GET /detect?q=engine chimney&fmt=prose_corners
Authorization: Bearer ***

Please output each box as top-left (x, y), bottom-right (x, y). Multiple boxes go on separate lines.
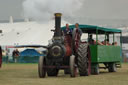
top-left (54, 13), bottom-right (62, 37)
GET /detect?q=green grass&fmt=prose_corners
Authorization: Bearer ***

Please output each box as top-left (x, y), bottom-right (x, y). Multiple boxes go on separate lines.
top-left (0, 63), bottom-right (128, 85)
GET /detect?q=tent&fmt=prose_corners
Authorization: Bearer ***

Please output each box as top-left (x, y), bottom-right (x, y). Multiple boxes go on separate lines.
top-left (19, 49), bottom-right (43, 63)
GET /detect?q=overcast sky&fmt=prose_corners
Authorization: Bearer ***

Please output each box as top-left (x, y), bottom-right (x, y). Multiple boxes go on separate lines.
top-left (0, 0), bottom-right (128, 20)
top-left (0, 0), bottom-right (24, 20)
top-left (81, 0), bottom-right (128, 19)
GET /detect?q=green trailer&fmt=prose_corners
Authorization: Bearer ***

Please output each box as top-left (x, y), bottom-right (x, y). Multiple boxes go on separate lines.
top-left (62, 24), bottom-right (122, 75)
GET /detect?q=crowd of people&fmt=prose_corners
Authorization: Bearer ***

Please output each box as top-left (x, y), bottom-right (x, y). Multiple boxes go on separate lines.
top-left (1, 48), bottom-right (20, 63)
top-left (88, 35), bottom-right (117, 46)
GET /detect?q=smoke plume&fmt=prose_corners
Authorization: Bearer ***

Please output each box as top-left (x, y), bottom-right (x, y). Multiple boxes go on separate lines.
top-left (22, 0), bottom-right (84, 23)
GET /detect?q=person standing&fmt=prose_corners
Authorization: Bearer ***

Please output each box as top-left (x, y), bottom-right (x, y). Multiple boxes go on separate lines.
top-left (5, 47), bottom-right (9, 63)
top-left (74, 23), bottom-right (82, 35)
top-left (72, 23), bottom-right (83, 52)
top-left (63, 24), bottom-right (72, 36)
top-left (63, 24), bottom-right (73, 48)
top-left (72, 23), bottom-right (82, 41)
top-left (12, 49), bottom-right (19, 63)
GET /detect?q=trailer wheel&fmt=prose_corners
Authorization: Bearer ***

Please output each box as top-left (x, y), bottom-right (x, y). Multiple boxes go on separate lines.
top-left (70, 55), bottom-right (77, 77)
top-left (46, 60), bottom-right (59, 76)
top-left (91, 64), bottom-right (99, 75)
top-left (77, 43), bottom-right (89, 76)
top-left (108, 63), bottom-right (117, 72)
top-left (38, 56), bottom-right (46, 78)
top-left (64, 68), bottom-right (70, 74)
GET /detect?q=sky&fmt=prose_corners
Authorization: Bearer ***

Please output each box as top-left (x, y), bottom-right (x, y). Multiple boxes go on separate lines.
top-left (0, 0), bottom-right (128, 21)
top-left (0, 0), bottom-right (24, 20)
top-left (81, 0), bottom-right (128, 19)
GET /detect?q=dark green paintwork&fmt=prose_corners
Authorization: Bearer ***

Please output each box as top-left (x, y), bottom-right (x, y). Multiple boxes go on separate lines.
top-left (90, 45), bottom-right (122, 63)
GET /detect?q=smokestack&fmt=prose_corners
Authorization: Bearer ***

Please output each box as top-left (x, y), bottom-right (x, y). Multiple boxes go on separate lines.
top-left (24, 18), bottom-right (29, 22)
top-left (9, 16), bottom-right (13, 23)
top-left (54, 13), bottom-right (62, 37)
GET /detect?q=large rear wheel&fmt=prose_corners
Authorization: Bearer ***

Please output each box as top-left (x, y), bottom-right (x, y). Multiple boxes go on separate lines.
top-left (38, 56), bottom-right (46, 78)
top-left (70, 55), bottom-right (77, 77)
top-left (77, 43), bottom-right (89, 76)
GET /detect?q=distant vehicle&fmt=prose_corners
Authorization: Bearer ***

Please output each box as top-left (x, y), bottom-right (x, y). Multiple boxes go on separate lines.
top-left (0, 30), bottom-right (2, 68)
top-left (0, 46), bottom-right (2, 68)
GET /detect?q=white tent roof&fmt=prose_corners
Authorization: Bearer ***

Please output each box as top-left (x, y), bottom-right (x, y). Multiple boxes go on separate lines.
top-left (0, 21), bottom-right (68, 45)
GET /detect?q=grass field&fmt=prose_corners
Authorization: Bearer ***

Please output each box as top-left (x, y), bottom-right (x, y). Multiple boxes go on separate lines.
top-left (0, 63), bottom-right (128, 85)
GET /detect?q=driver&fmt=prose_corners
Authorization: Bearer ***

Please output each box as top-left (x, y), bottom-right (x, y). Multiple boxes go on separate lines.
top-left (63, 24), bottom-right (72, 36)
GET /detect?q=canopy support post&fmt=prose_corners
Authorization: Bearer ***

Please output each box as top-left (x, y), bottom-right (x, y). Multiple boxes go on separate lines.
top-left (120, 32), bottom-right (122, 48)
top-left (105, 32), bottom-right (107, 45)
top-left (107, 33), bottom-right (109, 42)
top-left (113, 33), bottom-right (115, 44)
top-left (96, 28), bottom-right (98, 45)
top-left (120, 32), bottom-right (123, 62)
top-left (88, 33), bottom-right (89, 42)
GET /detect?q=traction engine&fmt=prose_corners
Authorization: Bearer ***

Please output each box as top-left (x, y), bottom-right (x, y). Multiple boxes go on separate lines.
top-left (38, 13), bottom-right (91, 78)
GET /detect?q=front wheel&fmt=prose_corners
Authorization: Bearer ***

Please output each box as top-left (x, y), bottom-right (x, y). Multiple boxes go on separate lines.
top-left (91, 64), bottom-right (99, 75)
top-left (70, 55), bottom-right (77, 77)
top-left (46, 60), bottom-right (59, 76)
top-left (38, 56), bottom-right (46, 78)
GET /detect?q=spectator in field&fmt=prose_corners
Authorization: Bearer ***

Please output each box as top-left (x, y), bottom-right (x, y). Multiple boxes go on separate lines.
top-left (5, 48), bottom-right (9, 63)
top-left (12, 49), bottom-right (19, 63)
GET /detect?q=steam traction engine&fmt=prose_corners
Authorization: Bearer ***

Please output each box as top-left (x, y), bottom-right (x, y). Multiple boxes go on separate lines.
top-left (38, 13), bottom-right (90, 78)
